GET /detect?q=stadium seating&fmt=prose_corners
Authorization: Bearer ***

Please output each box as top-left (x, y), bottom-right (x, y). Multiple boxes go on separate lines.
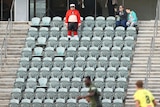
top-left (9, 16), bottom-right (137, 107)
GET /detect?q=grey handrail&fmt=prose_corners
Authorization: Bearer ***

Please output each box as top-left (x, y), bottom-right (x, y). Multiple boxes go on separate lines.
top-left (0, 18), bottom-right (11, 70)
top-left (10, 0), bottom-right (15, 29)
top-left (145, 0), bottom-right (159, 88)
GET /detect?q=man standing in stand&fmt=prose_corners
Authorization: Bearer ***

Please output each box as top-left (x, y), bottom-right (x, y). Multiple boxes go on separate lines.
top-left (65, 4), bottom-right (81, 40)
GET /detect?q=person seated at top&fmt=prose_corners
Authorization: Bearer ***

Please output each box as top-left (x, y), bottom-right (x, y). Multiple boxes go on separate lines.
top-left (115, 5), bottom-right (127, 28)
top-left (126, 8), bottom-right (138, 27)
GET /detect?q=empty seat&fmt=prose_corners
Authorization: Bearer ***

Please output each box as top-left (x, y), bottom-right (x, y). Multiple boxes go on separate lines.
top-left (98, 57), bottom-right (109, 69)
top-left (64, 57), bottom-right (75, 69)
top-left (44, 99), bottom-right (55, 107)
top-left (59, 37), bottom-right (69, 48)
top-left (66, 47), bottom-right (77, 58)
top-left (94, 78), bottom-right (105, 89)
top-left (31, 17), bottom-right (40, 26)
top-left (69, 37), bottom-right (80, 48)
top-left (42, 57), bottom-right (53, 69)
top-left (107, 67), bottom-right (117, 78)
top-left (31, 57), bottom-right (42, 69)
top-left (35, 88), bottom-right (46, 100)
top-left (89, 46), bottom-right (100, 58)
top-left (33, 47), bottom-right (43, 57)
top-left (71, 77), bottom-right (82, 89)
top-left (21, 48), bottom-right (32, 60)
top-left (60, 77), bottom-right (71, 90)
top-left (53, 57), bottom-right (64, 69)
top-left (26, 78), bottom-right (37, 90)
top-left (38, 77), bottom-right (48, 86)
top-left (58, 88), bottom-right (68, 100)
top-left (36, 37), bottom-right (47, 46)
top-left (117, 77), bottom-right (128, 90)
top-left (95, 67), bottom-right (106, 78)
top-left (80, 37), bottom-right (91, 48)
top-left (9, 99), bottom-right (19, 107)
top-left (104, 26), bottom-right (115, 38)
top-left (75, 57), bottom-right (86, 69)
top-left (87, 57), bottom-right (97, 68)
top-left (103, 88), bottom-right (114, 100)
top-left (69, 87), bottom-right (80, 99)
top-left (14, 78), bottom-right (25, 91)
top-left (28, 27), bottom-right (38, 39)
top-left (115, 26), bottom-right (126, 39)
top-left (62, 67), bottom-right (73, 79)
top-left (55, 98), bottom-right (65, 107)
top-left (11, 88), bottom-right (22, 100)
top-left (52, 16), bottom-right (63, 28)
top-left (100, 47), bottom-right (111, 58)
top-left (25, 37), bottom-right (35, 49)
top-left (51, 67), bottom-right (62, 78)
top-left (47, 37), bottom-right (58, 48)
top-left (126, 26), bottom-right (137, 39)
top-left (19, 57), bottom-right (30, 69)
top-left (77, 47), bottom-right (88, 59)
top-left (105, 77), bottom-right (116, 90)
top-left (48, 77), bottom-right (60, 90)
top-left (46, 88), bottom-right (57, 100)
top-left (84, 16), bottom-right (95, 28)
top-left (50, 27), bottom-right (60, 38)
top-left (95, 16), bottom-right (106, 28)
top-left (32, 99), bottom-right (43, 107)
top-left (93, 27), bottom-right (104, 38)
top-left (113, 99), bottom-right (123, 107)
top-left (44, 47), bottom-right (55, 58)
top-left (21, 99), bottom-right (31, 107)
top-left (91, 37), bottom-right (102, 48)
top-left (67, 98), bottom-right (77, 107)
top-left (102, 99), bottom-right (112, 107)
top-left (81, 27), bottom-right (93, 38)
top-left (41, 16), bottom-right (51, 26)
top-left (28, 67), bottom-right (39, 79)
top-left (114, 88), bottom-right (125, 100)
top-left (39, 27), bottom-right (49, 38)
top-left (23, 88), bottom-right (34, 100)
top-left (106, 16), bottom-right (116, 27)
top-left (73, 67), bottom-right (84, 79)
top-left (16, 67), bottom-right (27, 80)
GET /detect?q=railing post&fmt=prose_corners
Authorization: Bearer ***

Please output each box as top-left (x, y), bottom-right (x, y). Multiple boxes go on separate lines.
top-left (1, 0), bottom-right (3, 21)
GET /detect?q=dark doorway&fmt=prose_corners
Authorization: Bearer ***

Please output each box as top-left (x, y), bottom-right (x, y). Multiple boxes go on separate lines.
top-left (48, 0), bottom-right (67, 17)
top-left (0, 0), bottom-right (12, 21)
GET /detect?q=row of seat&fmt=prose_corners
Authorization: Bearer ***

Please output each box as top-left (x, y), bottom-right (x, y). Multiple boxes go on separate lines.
top-left (10, 98), bottom-right (124, 107)
top-left (31, 16), bottom-right (116, 28)
top-left (15, 76), bottom-right (127, 90)
top-left (19, 57), bottom-right (131, 70)
top-left (25, 37), bottom-right (135, 51)
top-left (28, 26), bottom-right (137, 39)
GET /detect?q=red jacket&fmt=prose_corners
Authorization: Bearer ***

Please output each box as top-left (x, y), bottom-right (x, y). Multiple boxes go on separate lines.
top-left (65, 9), bottom-right (81, 24)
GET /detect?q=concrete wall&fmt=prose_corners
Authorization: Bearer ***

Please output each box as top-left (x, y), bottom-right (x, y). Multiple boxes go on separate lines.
top-left (14, 0), bottom-right (29, 21)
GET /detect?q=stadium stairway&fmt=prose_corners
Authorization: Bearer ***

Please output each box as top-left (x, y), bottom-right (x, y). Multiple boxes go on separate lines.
top-left (0, 21), bottom-right (29, 107)
top-left (125, 21), bottom-right (160, 107)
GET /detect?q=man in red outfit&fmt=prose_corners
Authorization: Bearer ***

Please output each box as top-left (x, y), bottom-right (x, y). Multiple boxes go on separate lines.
top-left (65, 4), bottom-right (81, 40)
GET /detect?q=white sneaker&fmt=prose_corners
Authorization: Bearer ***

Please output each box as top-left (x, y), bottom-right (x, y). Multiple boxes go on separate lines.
top-left (73, 35), bottom-right (79, 40)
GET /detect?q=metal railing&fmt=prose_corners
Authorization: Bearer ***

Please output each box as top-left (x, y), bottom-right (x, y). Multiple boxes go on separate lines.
top-left (0, 18), bottom-right (12, 70)
top-left (10, 0), bottom-right (15, 29)
top-left (0, 0), bottom-right (15, 70)
top-left (145, 0), bottom-right (159, 88)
